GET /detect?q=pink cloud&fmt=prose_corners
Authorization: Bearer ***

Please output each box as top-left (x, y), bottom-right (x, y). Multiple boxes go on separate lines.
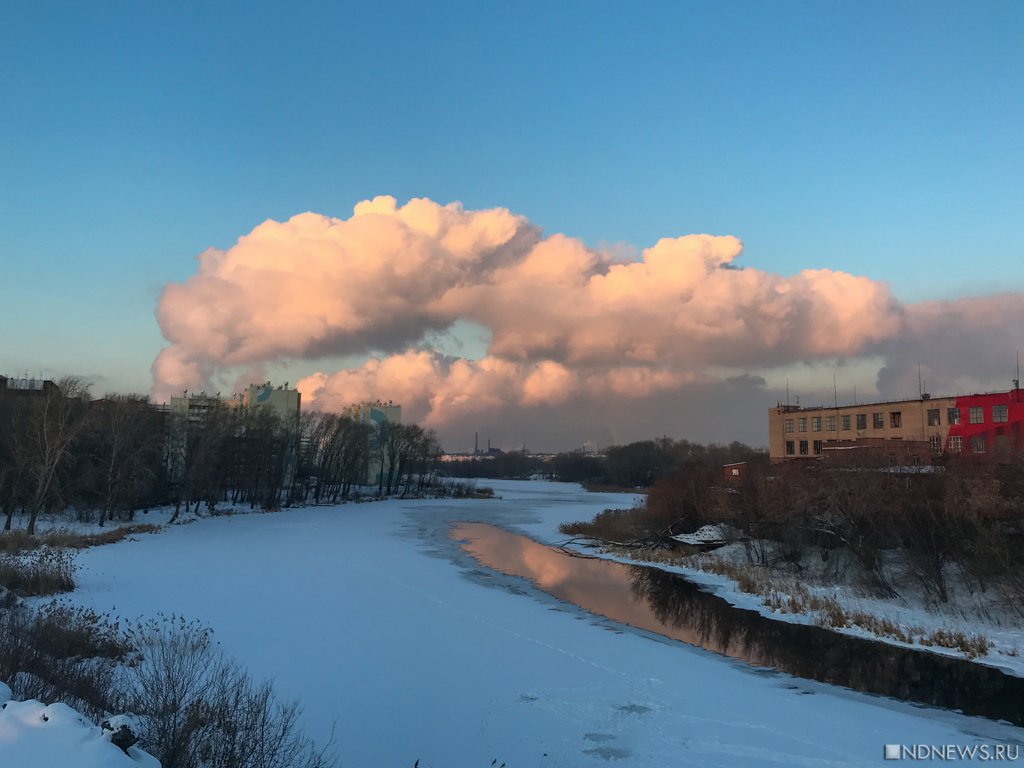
top-left (153, 196), bottom-right (1023, 445)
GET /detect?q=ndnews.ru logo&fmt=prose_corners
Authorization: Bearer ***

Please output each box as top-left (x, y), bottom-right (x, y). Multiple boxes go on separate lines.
top-left (885, 744), bottom-right (1021, 761)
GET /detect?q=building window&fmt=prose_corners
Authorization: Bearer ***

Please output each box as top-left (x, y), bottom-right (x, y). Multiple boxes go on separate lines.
top-left (969, 406), bottom-right (984, 424)
top-left (971, 434), bottom-right (987, 454)
top-left (785, 418), bottom-right (794, 433)
top-left (825, 415), bottom-right (836, 432)
top-left (813, 440), bottom-right (823, 454)
top-left (929, 435), bottom-right (941, 453)
top-left (873, 412), bottom-right (885, 429)
top-left (785, 440), bottom-right (795, 455)
top-left (856, 413), bottom-right (867, 430)
top-left (993, 405), bottom-right (1008, 423)
top-left (927, 409), bottom-right (940, 427)
top-left (799, 440), bottom-right (808, 455)
top-left (890, 411), bottom-right (902, 428)
top-left (948, 407), bottom-right (961, 425)
top-left (841, 415), bottom-right (851, 430)
top-left (812, 416), bottom-right (822, 432)
top-left (798, 418), bottom-right (807, 432)
top-left (948, 435), bottom-right (962, 454)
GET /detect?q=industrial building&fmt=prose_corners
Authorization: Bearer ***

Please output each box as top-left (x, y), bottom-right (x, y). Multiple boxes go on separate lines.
top-left (768, 387), bottom-right (1024, 464)
top-left (0, 376), bottom-right (60, 400)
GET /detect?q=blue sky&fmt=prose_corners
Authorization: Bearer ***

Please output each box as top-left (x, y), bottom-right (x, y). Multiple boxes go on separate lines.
top-left (2, 1), bottom-right (1022, 399)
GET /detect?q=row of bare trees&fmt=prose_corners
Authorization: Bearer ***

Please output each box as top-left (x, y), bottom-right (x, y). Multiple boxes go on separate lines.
top-left (441, 438), bottom-right (760, 487)
top-left (293, 413), bottom-right (443, 502)
top-left (0, 378), bottom-right (447, 530)
top-left (641, 454), bottom-right (1024, 614)
top-left (0, 378), bottom-right (159, 533)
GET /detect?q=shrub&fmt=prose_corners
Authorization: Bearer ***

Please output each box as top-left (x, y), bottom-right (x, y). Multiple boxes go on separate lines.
top-left (0, 548), bottom-right (76, 596)
top-left (0, 594), bottom-right (131, 719)
top-left (560, 507), bottom-right (641, 542)
top-left (125, 615), bottom-right (337, 768)
top-left (0, 602), bottom-right (338, 767)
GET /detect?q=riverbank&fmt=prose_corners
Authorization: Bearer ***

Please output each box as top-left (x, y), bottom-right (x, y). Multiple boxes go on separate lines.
top-left (57, 479), bottom-right (1020, 766)
top-left (546, 529), bottom-right (1024, 677)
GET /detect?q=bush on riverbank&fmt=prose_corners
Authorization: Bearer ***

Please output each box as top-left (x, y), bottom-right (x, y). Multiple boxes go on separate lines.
top-left (566, 455), bottom-right (1024, 612)
top-left (562, 454), bottom-right (1024, 660)
top-left (0, 548), bottom-right (76, 596)
top-left (0, 593), bottom-right (337, 768)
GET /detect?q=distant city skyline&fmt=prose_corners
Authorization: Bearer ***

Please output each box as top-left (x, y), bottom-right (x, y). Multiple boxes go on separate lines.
top-left (2, 1), bottom-right (1022, 451)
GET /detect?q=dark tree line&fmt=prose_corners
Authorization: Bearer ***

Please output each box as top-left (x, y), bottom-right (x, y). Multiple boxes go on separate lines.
top-left (442, 438), bottom-right (761, 489)
top-left (584, 449), bottom-right (1024, 614)
top-left (0, 378), bottom-right (447, 530)
top-left (0, 378), bottom-right (133, 533)
top-left (292, 412), bottom-right (442, 503)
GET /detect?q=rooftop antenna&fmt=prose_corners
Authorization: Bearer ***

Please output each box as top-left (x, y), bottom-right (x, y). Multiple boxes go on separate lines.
top-left (853, 385), bottom-right (857, 405)
top-left (786, 378), bottom-right (790, 408)
top-left (918, 363), bottom-right (923, 398)
top-left (1015, 351), bottom-right (1021, 390)
top-left (833, 373), bottom-right (838, 409)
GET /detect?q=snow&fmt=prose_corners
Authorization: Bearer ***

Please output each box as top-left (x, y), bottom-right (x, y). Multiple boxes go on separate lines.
top-left (571, 538), bottom-right (1024, 678)
top-left (0, 696), bottom-right (159, 768)
top-left (56, 480), bottom-right (1023, 766)
top-left (670, 524), bottom-right (728, 545)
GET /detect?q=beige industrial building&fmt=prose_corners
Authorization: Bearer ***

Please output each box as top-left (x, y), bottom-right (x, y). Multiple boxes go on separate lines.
top-left (768, 387), bottom-right (1024, 463)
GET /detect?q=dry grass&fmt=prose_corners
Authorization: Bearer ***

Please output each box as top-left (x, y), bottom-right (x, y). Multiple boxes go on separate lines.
top-left (0, 524), bottom-right (161, 554)
top-left (920, 629), bottom-right (992, 659)
top-left (599, 544), bottom-right (997, 660)
top-left (0, 524), bottom-right (160, 597)
top-left (0, 548), bottom-right (76, 596)
top-left (560, 508), bottom-right (643, 542)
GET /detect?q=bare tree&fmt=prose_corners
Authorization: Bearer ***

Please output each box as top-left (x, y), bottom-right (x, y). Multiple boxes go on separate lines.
top-left (8, 377), bottom-right (92, 534)
top-left (82, 395), bottom-right (165, 526)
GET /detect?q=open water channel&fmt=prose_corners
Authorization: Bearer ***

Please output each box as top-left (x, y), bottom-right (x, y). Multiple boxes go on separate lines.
top-left (453, 521), bottom-right (1024, 726)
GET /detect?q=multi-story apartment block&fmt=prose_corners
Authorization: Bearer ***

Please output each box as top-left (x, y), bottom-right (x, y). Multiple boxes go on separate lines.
top-left (166, 384), bottom-right (302, 485)
top-left (234, 383), bottom-right (301, 431)
top-left (342, 401), bottom-right (402, 485)
top-left (768, 387), bottom-right (1024, 463)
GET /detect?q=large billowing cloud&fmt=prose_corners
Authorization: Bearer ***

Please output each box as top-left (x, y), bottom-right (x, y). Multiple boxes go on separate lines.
top-left (152, 196), bottom-right (1023, 448)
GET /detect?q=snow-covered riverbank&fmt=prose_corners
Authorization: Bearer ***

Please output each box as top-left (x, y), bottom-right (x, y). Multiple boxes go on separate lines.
top-left (56, 480), bottom-right (1022, 766)
top-left (534, 499), bottom-right (1024, 678)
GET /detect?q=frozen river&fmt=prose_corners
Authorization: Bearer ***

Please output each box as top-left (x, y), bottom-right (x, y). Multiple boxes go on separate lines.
top-left (69, 480), bottom-right (1023, 766)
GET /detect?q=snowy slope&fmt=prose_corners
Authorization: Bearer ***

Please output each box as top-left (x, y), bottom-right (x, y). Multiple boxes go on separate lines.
top-left (0, 682), bottom-right (159, 768)
top-left (65, 480), bottom-right (1022, 766)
